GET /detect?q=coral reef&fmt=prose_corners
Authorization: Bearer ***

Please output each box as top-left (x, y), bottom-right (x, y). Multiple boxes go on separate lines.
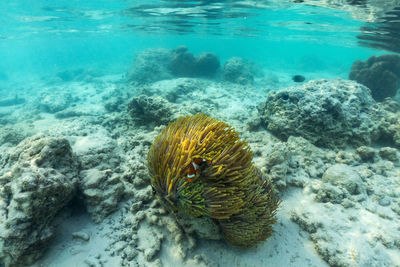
top-left (195, 52), bottom-right (220, 77)
top-left (349, 54), bottom-right (400, 101)
top-left (0, 136), bottom-right (78, 266)
top-left (315, 164), bottom-right (366, 203)
top-left (222, 57), bottom-right (256, 85)
top-left (74, 134), bottom-right (125, 223)
top-left (169, 47), bottom-right (220, 78)
top-left (282, 135), bottom-right (400, 266)
top-left (245, 132), bottom-right (400, 266)
top-left (127, 94), bottom-right (176, 127)
top-left (0, 127), bottom-right (28, 146)
top-left (147, 114), bottom-right (279, 247)
top-left (127, 48), bottom-right (173, 85)
top-left (127, 47), bottom-right (220, 85)
top-left (37, 91), bottom-right (76, 113)
top-left (375, 98), bottom-right (400, 147)
top-left (258, 79), bottom-right (380, 148)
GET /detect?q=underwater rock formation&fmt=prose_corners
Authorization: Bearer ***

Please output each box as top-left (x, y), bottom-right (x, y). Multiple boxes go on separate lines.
top-left (169, 46), bottom-right (197, 77)
top-left (37, 91), bottom-right (75, 113)
top-left (127, 95), bottom-right (175, 127)
top-left (0, 136), bottom-right (78, 266)
top-left (289, 138), bottom-right (400, 266)
top-left (321, 164), bottom-right (365, 196)
top-left (375, 98), bottom-right (400, 147)
top-left (222, 57), bottom-right (255, 85)
top-left (74, 134), bottom-right (125, 223)
top-left (0, 127), bottom-right (28, 146)
top-left (258, 79), bottom-right (380, 148)
top-left (127, 48), bottom-right (173, 85)
top-left (147, 114), bottom-right (279, 247)
top-left (127, 47), bottom-right (220, 85)
top-left (349, 54), bottom-right (400, 101)
top-left (195, 52), bottom-right (220, 77)
top-left (168, 47), bottom-right (220, 78)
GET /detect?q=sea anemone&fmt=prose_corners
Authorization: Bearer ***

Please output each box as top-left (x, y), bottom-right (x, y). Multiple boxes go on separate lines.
top-left (147, 113), bottom-right (279, 247)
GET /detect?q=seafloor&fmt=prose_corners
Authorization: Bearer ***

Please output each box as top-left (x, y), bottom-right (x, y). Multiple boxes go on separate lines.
top-left (0, 48), bottom-right (399, 267)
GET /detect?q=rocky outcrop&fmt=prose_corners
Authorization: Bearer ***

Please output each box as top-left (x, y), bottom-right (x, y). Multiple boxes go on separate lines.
top-left (0, 136), bottom-right (78, 266)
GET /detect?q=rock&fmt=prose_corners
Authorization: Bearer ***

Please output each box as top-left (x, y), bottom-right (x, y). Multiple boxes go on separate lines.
top-left (127, 95), bottom-right (175, 127)
top-left (356, 146), bottom-right (376, 161)
top-left (80, 169), bottom-right (124, 223)
top-left (169, 46), bottom-right (197, 77)
top-left (0, 127), bottom-right (28, 146)
top-left (315, 183), bottom-right (346, 204)
top-left (258, 79), bottom-right (380, 148)
top-left (262, 142), bottom-right (289, 190)
top-left (223, 57), bottom-right (255, 85)
top-left (175, 211), bottom-right (222, 241)
top-left (74, 135), bottom-right (125, 223)
top-left (195, 52), bottom-right (220, 77)
top-left (127, 48), bottom-right (173, 85)
top-left (38, 92), bottom-right (75, 113)
top-left (378, 147), bottom-right (398, 161)
top-left (375, 100), bottom-right (400, 147)
top-left (322, 164), bottom-right (364, 195)
top-left (349, 54), bottom-right (400, 101)
top-left (72, 231), bottom-right (90, 242)
top-left (0, 136), bottom-right (78, 266)
top-left (169, 47), bottom-right (220, 78)
top-left (127, 47), bottom-right (220, 84)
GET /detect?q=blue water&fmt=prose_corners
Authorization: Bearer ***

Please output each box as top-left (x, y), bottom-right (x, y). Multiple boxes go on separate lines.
top-left (2, 2), bottom-right (400, 267)
top-left (0, 1), bottom-right (389, 83)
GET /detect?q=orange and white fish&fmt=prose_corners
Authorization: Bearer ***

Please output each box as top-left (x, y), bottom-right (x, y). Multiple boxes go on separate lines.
top-left (187, 158), bottom-right (212, 182)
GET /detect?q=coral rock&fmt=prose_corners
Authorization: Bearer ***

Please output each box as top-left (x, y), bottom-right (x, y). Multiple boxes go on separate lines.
top-left (258, 79), bottom-right (380, 148)
top-left (0, 136), bottom-right (78, 266)
top-left (127, 95), bottom-right (175, 127)
top-left (223, 57), bottom-right (255, 85)
top-left (349, 54), bottom-right (400, 101)
top-left (74, 135), bottom-right (125, 223)
top-left (127, 47), bottom-right (220, 84)
top-left (127, 48), bottom-right (173, 85)
top-left (322, 164), bottom-right (365, 195)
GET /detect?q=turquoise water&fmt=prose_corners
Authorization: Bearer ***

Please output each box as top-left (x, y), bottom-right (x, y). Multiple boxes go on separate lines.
top-left (1, 1), bottom-right (400, 267)
top-left (0, 1), bottom-right (387, 82)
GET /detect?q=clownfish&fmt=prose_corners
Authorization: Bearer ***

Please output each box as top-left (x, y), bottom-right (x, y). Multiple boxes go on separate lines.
top-left (187, 158), bottom-right (212, 182)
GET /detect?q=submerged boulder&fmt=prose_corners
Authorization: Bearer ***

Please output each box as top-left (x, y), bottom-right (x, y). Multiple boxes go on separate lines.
top-left (349, 54), bottom-right (400, 101)
top-left (375, 98), bottom-right (400, 147)
top-left (74, 134), bottom-right (125, 223)
top-left (127, 46), bottom-right (220, 84)
top-left (0, 136), bottom-right (78, 266)
top-left (258, 79), bottom-right (380, 148)
top-left (223, 57), bottom-right (256, 85)
top-left (127, 95), bottom-right (175, 127)
top-left (127, 48), bottom-right (173, 84)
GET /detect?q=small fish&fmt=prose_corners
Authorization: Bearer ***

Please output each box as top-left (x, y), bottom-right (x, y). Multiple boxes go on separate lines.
top-left (292, 75), bottom-right (305, 83)
top-left (187, 158), bottom-right (212, 182)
